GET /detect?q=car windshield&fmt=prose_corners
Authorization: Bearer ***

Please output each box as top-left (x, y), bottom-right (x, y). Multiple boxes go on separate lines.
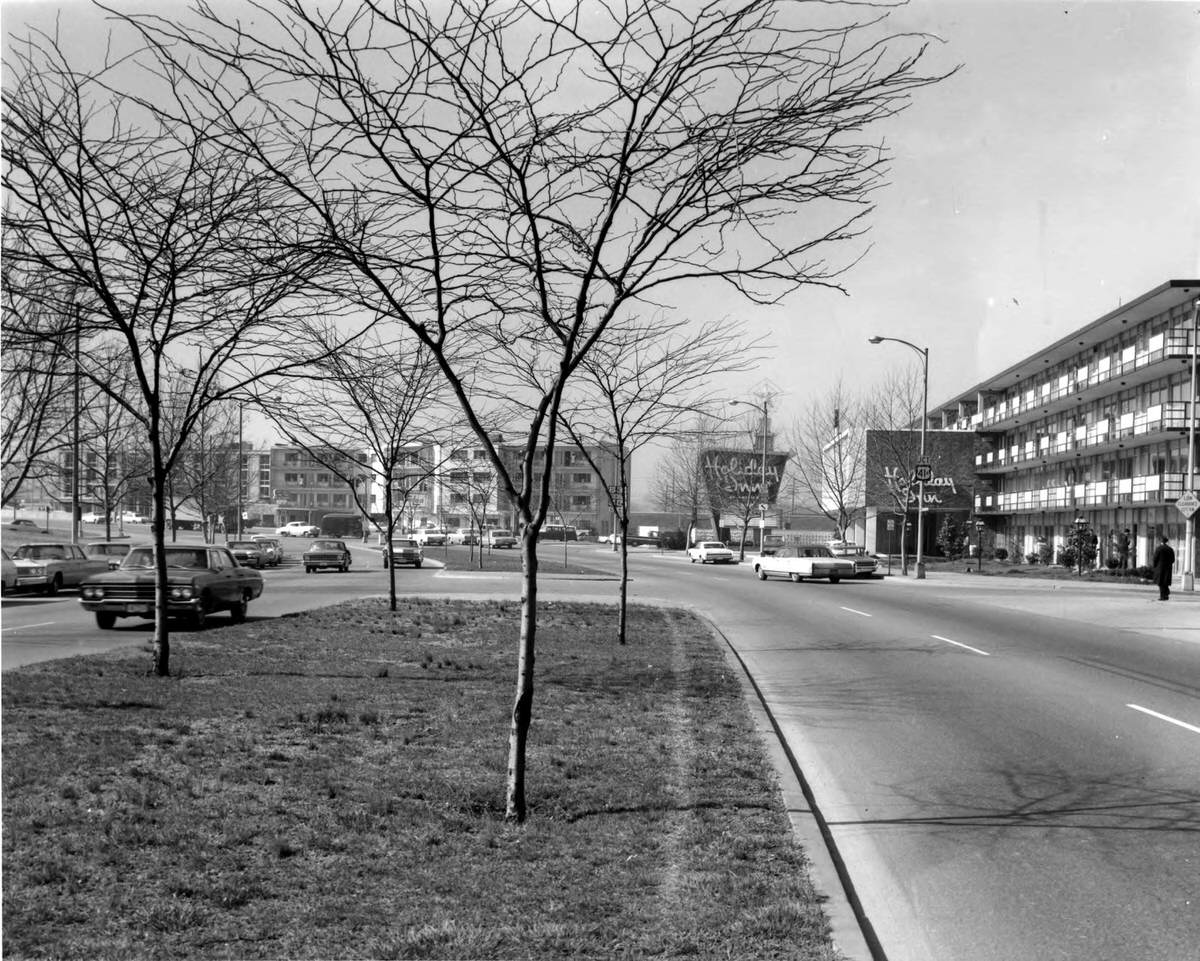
top-left (391, 539), bottom-right (417, 548)
top-left (229, 542), bottom-right (257, 550)
top-left (14, 545), bottom-right (66, 560)
top-left (310, 541), bottom-right (345, 551)
top-left (700, 542), bottom-right (726, 549)
top-left (491, 530), bottom-right (512, 537)
top-left (123, 547), bottom-right (209, 569)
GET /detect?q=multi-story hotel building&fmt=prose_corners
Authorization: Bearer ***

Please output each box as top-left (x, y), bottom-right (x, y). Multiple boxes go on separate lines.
top-left (930, 279), bottom-right (1198, 572)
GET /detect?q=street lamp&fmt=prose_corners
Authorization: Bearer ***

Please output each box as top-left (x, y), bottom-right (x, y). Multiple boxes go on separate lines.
top-left (731, 396), bottom-right (770, 550)
top-left (1183, 297), bottom-right (1199, 592)
top-left (869, 336), bottom-right (930, 579)
top-left (975, 519), bottom-right (985, 572)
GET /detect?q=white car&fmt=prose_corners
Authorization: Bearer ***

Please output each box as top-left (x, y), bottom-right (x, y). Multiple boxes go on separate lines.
top-left (81, 511), bottom-right (107, 524)
top-left (413, 527), bottom-right (447, 546)
top-left (827, 542), bottom-right (880, 577)
top-left (751, 545), bottom-right (856, 584)
top-left (485, 529), bottom-right (516, 549)
top-left (121, 510), bottom-right (150, 524)
top-left (687, 541), bottom-right (734, 564)
top-left (277, 521), bottom-right (320, 537)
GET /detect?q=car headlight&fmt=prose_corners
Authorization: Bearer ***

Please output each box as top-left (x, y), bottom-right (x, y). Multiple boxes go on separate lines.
top-left (169, 585), bottom-right (196, 601)
top-left (82, 585), bottom-right (104, 599)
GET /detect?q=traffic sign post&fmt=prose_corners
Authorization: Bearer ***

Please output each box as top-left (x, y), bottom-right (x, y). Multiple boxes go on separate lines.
top-left (914, 463), bottom-right (933, 484)
top-left (1175, 491), bottom-right (1200, 519)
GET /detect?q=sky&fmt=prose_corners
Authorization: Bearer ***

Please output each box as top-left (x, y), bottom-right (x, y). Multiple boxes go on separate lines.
top-left (4, 0), bottom-right (1199, 507)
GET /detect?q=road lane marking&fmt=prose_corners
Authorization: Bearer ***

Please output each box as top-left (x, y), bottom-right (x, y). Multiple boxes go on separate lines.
top-left (839, 606), bottom-right (872, 618)
top-left (1, 621), bottom-right (57, 633)
top-left (1127, 703), bottom-right (1200, 735)
top-left (931, 634), bottom-right (991, 656)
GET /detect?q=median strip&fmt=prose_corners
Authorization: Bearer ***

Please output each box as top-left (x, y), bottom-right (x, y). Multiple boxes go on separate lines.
top-left (931, 634), bottom-right (991, 656)
top-left (1127, 703), bottom-right (1200, 735)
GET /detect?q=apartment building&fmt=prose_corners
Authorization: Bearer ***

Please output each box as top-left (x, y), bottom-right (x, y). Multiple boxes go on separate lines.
top-left (932, 279), bottom-right (1199, 570)
top-left (496, 441), bottom-right (620, 536)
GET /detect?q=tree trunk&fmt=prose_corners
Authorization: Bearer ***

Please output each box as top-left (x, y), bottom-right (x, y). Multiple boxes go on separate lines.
top-left (505, 528), bottom-right (539, 822)
top-left (151, 473), bottom-right (171, 676)
top-left (617, 513), bottom-right (630, 645)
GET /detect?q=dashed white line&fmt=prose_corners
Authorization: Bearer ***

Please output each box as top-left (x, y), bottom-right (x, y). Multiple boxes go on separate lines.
top-left (1127, 703), bottom-right (1200, 735)
top-left (840, 606), bottom-right (872, 618)
top-left (931, 634), bottom-right (991, 656)
top-left (1, 621), bottom-right (57, 632)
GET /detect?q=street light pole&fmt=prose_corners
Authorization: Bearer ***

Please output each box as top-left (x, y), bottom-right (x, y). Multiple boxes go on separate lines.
top-left (869, 336), bottom-right (930, 579)
top-left (731, 396), bottom-right (770, 549)
top-left (1184, 297), bottom-right (1199, 592)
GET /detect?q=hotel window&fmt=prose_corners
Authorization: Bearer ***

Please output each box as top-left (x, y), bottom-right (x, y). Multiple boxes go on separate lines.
top-left (284, 472), bottom-right (303, 485)
top-left (572, 472), bottom-right (593, 485)
top-left (571, 494), bottom-right (592, 510)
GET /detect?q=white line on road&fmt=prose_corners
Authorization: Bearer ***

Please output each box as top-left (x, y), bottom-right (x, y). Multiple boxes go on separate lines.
top-left (839, 606), bottom-right (872, 618)
top-left (1, 621), bottom-right (57, 632)
top-left (1127, 703), bottom-right (1200, 735)
top-left (931, 634), bottom-right (991, 656)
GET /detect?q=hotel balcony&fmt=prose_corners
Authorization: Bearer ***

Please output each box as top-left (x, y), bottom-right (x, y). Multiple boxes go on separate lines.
top-left (951, 327), bottom-right (1197, 433)
top-left (973, 402), bottom-right (1197, 474)
top-left (974, 472), bottom-right (1187, 515)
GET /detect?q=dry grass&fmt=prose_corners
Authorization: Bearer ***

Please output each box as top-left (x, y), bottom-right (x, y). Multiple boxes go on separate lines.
top-left (3, 598), bottom-right (843, 960)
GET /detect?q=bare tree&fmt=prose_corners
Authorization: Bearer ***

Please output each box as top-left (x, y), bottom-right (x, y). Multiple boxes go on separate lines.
top-left (561, 316), bottom-right (763, 643)
top-left (2, 27), bottom-right (352, 675)
top-left (784, 382), bottom-right (867, 540)
top-left (863, 364), bottom-right (926, 572)
top-left (257, 328), bottom-right (450, 611)
top-left (652, 415), bottom-right (731, 543)
top-left (125, 0), bottom-right (949, 819)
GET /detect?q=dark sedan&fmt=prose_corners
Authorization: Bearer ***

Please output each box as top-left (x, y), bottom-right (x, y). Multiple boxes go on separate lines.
top-left (79, 544), bottom-right (264, 630)
top-left (227, 540), bottom-right (266, 569)
top-left (303, 539), bottom-right (352, 573)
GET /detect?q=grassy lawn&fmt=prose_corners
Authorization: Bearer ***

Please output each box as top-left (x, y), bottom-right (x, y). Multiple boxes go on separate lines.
top-left (2, 599), bottom-right (843, 960)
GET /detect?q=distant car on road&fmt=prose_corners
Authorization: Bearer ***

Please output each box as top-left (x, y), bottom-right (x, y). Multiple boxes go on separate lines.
top-left (302, 539), bottom-right (352, 573)
top-left (447, 528), bottom-right (478, 545)
top-left (121, 510), bottom-right (150, 524)
top-left (485, 529), bottom-right (516, 549)
top-left (383, 537), bottom-right (423, 569)
top-left (1, 548), bottom-right (17, 594)
top-left (11, 542), bottom-right (111, 594)
top-left (85, 541), bottom-right (133, 570)
top-left (7, 518), bottom-right (40, 531)
top-left (413, 527), bottom-right (447, 547)
top-left (687, 541), bottom-right (735, 564)
top-left (227, 540), bottom-right (266, 569)
top-left (752, 545), bottom-right (856, 584)
top-left (79, 544), bottom-right (263, 630)
top-left (81, 511), bottom-right (107, 524)
top-left (250, 536), bottom-right (282, 566)
top-left (277, 521), bottom-right (320, 537)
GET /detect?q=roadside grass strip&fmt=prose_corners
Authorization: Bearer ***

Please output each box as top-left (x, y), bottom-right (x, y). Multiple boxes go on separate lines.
top-left (2, 598), bottom-right (842, 960)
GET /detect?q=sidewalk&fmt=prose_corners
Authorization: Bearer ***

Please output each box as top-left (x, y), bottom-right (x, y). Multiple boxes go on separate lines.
top-left (880, 568), bottom-right (1200, 647)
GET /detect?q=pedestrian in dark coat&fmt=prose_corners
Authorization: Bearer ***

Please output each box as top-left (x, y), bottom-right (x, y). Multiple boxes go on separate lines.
top-left (1117, 529), bottom-right (1131, 569)
top-left (1151, 535), bottom-right (1175, 600)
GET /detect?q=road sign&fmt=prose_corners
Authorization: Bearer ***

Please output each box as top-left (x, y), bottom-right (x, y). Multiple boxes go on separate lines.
top-left (1175, 491), bottom-right (1200, 519)
top-left (914, 463), bottom-right (933, 483)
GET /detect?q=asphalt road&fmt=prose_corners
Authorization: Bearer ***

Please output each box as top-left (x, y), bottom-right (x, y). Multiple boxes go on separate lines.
top-left (3, 541), bottom-right (1197, 960)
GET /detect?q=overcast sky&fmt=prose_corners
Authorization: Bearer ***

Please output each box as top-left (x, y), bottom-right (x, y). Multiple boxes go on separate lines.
top-left (5, 0), bottom-right (1198, 505)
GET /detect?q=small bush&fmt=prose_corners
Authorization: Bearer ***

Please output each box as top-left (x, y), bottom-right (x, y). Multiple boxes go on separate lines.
top-left (1106, 556), bottom-right (1119, 570)
top-left (993, 548), bottom-right (1008, 562)
top-left (1026, 552), bottom-right (1040, 565)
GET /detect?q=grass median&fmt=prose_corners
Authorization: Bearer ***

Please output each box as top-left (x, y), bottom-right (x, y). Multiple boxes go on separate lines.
top-left (2, 598), bottom-right (843, 960)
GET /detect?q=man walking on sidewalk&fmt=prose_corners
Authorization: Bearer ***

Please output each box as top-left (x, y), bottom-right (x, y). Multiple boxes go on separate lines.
top-left (1151, 535), bottom-right (1175, 600)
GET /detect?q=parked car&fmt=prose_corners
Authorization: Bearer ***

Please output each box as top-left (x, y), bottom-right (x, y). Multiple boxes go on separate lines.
top-left (302, 539), bottom-right (352, 573)
top-left (383, 537), bottom-right (423, 569)
top-left (227, 540), bottom-right (266, 569)
top-left (79, 544), bottom-right (264, 630)
top-left (447, 528), bottom-right (478, 545)
top-left (598, 532), bottom-right (623, 545)
top-left (7, 518), bottom-right (40, 531)
top-left (826, 542), bottom-right (880, 577)
top-left (485, 529), bottom-right (516, 549)
top-left (1, 548), bottom-right (17, 594)
top-left (250, 536), bottom-right (282, 566)
top-left (413, 527), bottom-right (448, 547)
top-left (121, 510), bottom-right (150, 524)
top-left (81, 511), bottom-right (107, 524)
top-left (574, 529), bottom-right (593, 540)
top-left (687, 541), bottom-right (735, 564)
top-left (751, 545), bottom-right (856, 584)
top-left (84, 541), bottom-right (133, 570)
top-left (277, 520), bottom-right (321, 537)
top-left (10, 542), bottom-right (110, 594)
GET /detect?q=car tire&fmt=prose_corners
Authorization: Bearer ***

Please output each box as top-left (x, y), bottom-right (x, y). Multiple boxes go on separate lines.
top-left (829, 575), bottom-right (840, 584)
top-left (383, 557), bottom-right (390, 569)
top-left (45, 573), bottom-right (63, 596)
top-left (690, 557), bottom-right (695, 563)
top-left (230, 592), bottom-right (248, 623)
top-left (415, 561), bottom-right (422, 569)
top-left (756, 567), bottom-right (767, 580)
top-left (96, 612), bottom-right (117, 630)
top-left (790, 573), bottom-right (801, 583)
top-left (305, 566), bottom-right (313, 573)
top-left (189, 604), bottom-right (208, 631)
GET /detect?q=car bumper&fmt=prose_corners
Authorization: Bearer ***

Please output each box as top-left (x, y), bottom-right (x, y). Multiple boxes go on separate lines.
top-left (80, 598), bottom-right (200, 616)
top-left (16, 574), bottom-right (51, 588)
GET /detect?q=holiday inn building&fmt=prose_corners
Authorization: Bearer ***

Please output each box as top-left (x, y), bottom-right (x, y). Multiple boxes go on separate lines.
top-left (929, 278), bottom-right (1199, 573)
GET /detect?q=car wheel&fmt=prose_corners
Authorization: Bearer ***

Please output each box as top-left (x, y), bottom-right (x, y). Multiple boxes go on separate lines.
top-left (230, 592), bottom-right (248, 623)
top-left (755, 567), bottom-right (767, 581)
top-left (45, 573), bottom-right (63, 596)
top-left (415, 561), bottom-right (422, 569)
top-left (790, 572), bottom-right (801, 583)
top-left (383, 557), bottom-right (390, 569)
top-left (96, 612), bottom-right (117, 630)
top-left (189, 603), bottom-right (208, 631)
top-left (829, 575), bottom-right (840, 584)
top-left (690, 557), bottom-right (696, 563)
